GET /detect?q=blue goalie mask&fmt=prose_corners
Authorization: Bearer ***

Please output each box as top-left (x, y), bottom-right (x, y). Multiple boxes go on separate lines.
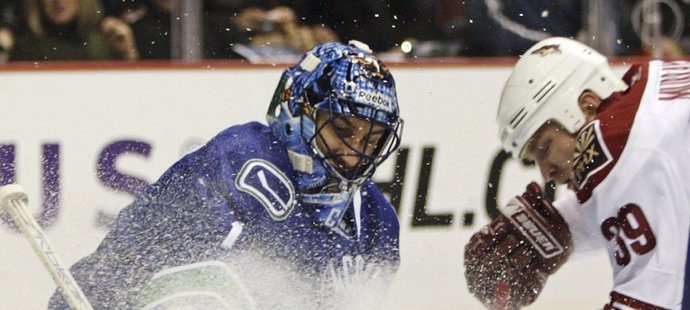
top-left (267, 40), bottom-right (403, 190)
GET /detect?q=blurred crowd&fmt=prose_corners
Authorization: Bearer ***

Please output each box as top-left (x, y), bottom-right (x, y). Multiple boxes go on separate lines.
top-left (1, 0), bottom-right (690, 63)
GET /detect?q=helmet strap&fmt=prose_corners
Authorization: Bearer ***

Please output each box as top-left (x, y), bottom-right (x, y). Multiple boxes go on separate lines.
top-left (287, 150), bottom-right (313, 174)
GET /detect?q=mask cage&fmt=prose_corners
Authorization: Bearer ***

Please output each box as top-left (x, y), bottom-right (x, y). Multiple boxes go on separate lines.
top-left (301, 95), bottom-right (402, 183)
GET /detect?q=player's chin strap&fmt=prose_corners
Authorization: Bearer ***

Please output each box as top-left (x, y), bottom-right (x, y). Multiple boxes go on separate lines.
top-left (286, 149), bottom-right (331, 191)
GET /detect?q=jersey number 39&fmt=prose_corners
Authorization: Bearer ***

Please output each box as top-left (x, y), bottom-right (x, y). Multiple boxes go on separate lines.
top-left (600, 203), bottom-right (657, 266)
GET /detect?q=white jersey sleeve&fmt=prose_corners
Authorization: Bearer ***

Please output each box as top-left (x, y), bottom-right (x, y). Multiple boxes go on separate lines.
top-left (553, 191), bottom-right (606, 259)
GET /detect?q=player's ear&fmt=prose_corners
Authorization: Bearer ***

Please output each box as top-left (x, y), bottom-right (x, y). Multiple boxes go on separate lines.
top-left (577, 91), bottom-right (602, 122)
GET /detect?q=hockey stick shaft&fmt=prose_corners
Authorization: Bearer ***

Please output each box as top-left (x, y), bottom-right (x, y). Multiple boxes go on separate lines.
top-left (0, 184), bottom-right (93, 310)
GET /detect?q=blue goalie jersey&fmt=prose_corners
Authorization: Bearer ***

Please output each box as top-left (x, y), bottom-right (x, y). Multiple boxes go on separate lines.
top-left (48, 122), bottom-right (400, 310)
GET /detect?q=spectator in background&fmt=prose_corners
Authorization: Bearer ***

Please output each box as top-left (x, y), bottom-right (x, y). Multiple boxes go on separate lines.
top-left (0, 0), bottom-right (20, 63)
top-left (127, 0), bottom-right (173, 59)
top-left (462, 0), bottom-right (582, 56)
top-left (127, 0), bottom-right (248, 60)
top-left (202, 0), bottom-right (250, 59)
top-left (10, 0), bottom-right (138, 61)
top-left (202, 1), bottom-right (339, 60)
top-left (228, 5), bottom-right (338, 61)
top-left (128, 0), bottom-right (338, 61)
top-left (103, 0), bottom-right (446, 60)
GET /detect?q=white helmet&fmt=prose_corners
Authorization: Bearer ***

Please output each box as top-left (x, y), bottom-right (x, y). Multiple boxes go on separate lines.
top-left (496, 37), bottom-right (628, 158)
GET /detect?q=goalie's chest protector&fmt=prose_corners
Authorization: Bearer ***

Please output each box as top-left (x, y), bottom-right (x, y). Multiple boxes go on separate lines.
top-left (572, 61), bottom-right (690, 308)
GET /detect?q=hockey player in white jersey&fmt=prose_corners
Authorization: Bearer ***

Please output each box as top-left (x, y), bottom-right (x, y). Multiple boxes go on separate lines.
top-left (464, 37), bottom-right (690, 309)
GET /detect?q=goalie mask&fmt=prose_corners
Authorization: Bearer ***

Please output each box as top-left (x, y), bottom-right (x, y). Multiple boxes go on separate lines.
top-left (268, 40), bottom-right (403, 188)
top-left (267, 41), bottom-right (403, 229)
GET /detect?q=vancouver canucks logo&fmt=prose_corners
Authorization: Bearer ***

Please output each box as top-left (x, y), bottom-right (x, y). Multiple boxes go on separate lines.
top-left (531, 44), bottom-right (561, 56)
top-left (572, 120), bottom-right (612, 189)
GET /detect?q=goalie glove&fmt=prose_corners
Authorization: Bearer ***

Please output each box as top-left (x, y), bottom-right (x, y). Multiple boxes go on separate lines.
top-left (464, 182), bottom-right (572, 308)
